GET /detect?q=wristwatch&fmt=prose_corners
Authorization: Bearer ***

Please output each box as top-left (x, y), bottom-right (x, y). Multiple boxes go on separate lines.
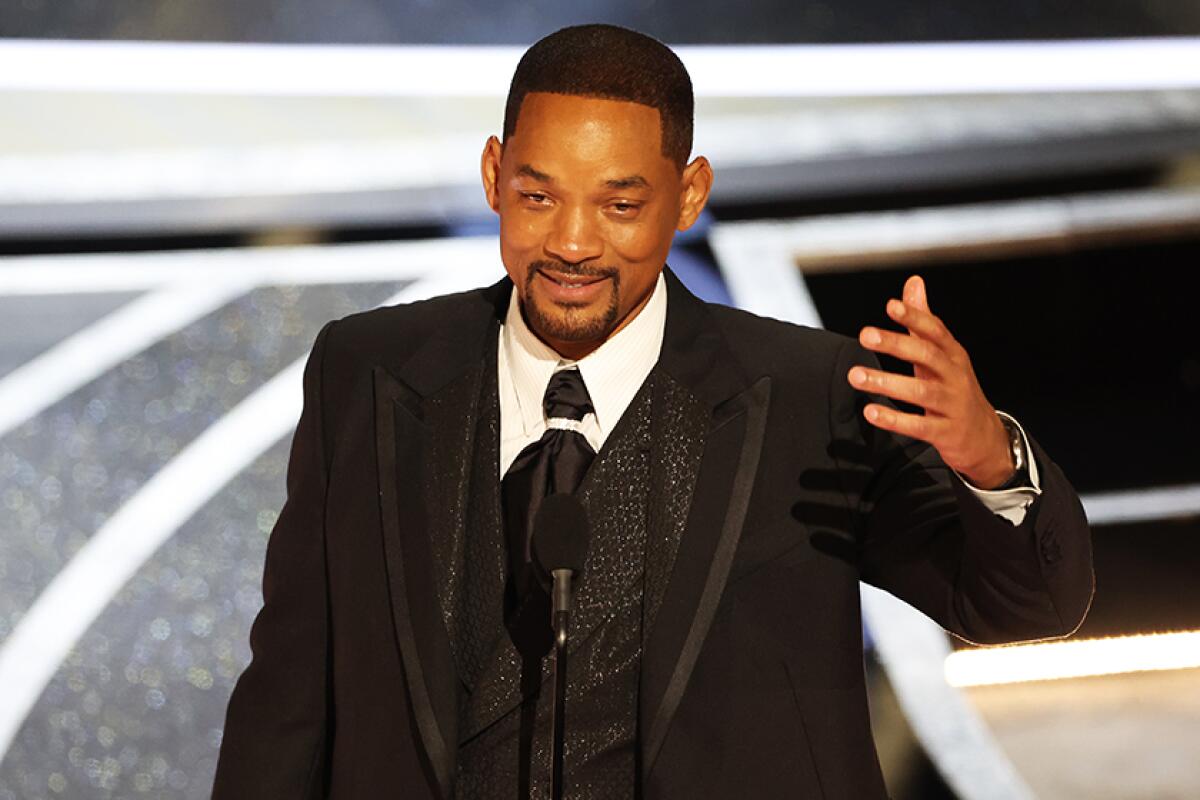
top-left (995, 415), bottom-right (1030, 490)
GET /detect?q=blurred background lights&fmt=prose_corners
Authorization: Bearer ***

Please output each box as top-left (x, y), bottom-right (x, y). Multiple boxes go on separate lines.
top-left (945, 631), bottom-right (1200, 687)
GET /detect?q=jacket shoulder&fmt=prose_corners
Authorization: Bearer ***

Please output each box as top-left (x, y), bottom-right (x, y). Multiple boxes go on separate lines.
top-left (704, 302), bottom-right (858, 379)
top-left (322, 283), bottom-right (501, 365)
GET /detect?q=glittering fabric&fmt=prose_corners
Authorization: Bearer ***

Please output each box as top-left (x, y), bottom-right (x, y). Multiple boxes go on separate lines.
top-left (456, 375), bottom-right (658, 800)
top-left (643, 372), bottom-right (708, 636)
top-left (0, 282), bottom-right (408, 798)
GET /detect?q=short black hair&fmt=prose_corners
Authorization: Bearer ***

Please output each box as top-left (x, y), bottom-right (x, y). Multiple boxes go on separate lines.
top-left (503, 24), bottom-right (694, 169)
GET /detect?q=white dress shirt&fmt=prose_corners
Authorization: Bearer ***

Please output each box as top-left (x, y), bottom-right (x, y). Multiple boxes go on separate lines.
top-left (498, 272), bottom-right (667, 476)
top-left (496, 271), bottom-right (1040, 525)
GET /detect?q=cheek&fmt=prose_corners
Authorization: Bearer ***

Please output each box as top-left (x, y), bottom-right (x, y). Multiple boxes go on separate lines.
top-left (607, 210), bottom-right (676, 264)
top-left (499, 208), bottom-right (543, 250)
top-left (498, 213), bottom-right (544, 278)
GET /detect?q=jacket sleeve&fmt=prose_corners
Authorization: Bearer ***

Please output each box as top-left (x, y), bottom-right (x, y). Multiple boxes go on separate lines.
top-left (831, 340), bottom-right (1094, 646)
top-left (213, 321), bottom-right (335, 799)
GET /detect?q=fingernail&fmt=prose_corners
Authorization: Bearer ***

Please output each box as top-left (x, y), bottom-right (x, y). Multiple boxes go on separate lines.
top-left (889, 299), bottom-right (905, 318)
top-left (906, 277), bottom-right (921, 302)
top-left (849, 367), bottom-right (866, 386)
top-left (865, 406), bottom-right (879, 422)
top-left (862, 328), bottom-right (881, 346)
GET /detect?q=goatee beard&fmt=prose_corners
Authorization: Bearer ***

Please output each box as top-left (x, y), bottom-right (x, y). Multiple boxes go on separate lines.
top-left (522, 261), bottom-right (621, 344)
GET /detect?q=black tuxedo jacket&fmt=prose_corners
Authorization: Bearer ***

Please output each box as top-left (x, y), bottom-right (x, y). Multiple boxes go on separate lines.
top-left (213, 270), bottom-right (1092, 799)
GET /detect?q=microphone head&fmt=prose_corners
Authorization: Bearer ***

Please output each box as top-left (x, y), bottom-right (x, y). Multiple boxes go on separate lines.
top-left (531, 493), bottom-right (590, 577)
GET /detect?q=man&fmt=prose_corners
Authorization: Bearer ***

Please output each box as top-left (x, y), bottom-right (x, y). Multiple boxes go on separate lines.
top-left (213, 24), bottom-right (1092, 800)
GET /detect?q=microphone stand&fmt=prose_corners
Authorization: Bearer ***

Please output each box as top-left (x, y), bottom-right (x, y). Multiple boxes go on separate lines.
top-left (532, 494), bottom-right (589, 800)
top-left (549, 567), bottom-right (574, 800)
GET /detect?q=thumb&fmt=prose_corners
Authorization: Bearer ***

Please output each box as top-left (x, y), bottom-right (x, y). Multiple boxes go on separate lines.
top-left (904, 275), bottom-right (929, 311)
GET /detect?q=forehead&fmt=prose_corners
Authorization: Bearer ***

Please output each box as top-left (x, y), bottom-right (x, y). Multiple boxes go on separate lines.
top-left (505, 92), bottom-right (669, 176)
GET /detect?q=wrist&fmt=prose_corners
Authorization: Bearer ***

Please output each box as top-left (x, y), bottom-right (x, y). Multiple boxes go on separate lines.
top-left (962, 414), bottom-right (1017, 489)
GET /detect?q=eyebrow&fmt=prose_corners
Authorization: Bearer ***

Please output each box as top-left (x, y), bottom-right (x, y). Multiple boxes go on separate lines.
top-left (515, 164), bottom-right (553, 182)
top-left (604, 175), bottom-right (651, 190)
top-left (514, 164), bottom-right (652, 191)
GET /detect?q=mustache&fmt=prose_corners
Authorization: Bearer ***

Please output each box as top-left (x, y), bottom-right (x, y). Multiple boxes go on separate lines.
top-left (529, 261), bottom-right (620, 280)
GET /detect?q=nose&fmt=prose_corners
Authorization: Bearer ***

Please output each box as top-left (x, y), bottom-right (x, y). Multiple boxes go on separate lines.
top-left (544, 205), bottom-right (603, 264)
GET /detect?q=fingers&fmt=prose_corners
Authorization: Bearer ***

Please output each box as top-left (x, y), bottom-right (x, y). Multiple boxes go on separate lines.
top-left (853, 276), bottom-right (993, 460)
top-left (862, 402), bottom-right (945, 442)
top-left (858, 325), bottom-right (953, 375)
top-left (848, 366), bottom-right (947, 413)
top-left (904, 274), bottom-right (928, 311)
top-left (884, 298), bottom-right (963, 359)
top-left (861, 278), bottom-right (965, 368)
top-left (857, 276), bottom-right (963, 370)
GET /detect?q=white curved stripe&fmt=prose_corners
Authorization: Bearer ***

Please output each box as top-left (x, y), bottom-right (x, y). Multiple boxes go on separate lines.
top-left (1, 39), bottom-right (1199, 96)
top-left (708, 224), bottom-right (822, 327)
top-left (0, 139), bottom-right (485, 205)
top-left (862, 587), bottom-right (1036, 799)
top-left (0, 352), bottom-right (305, 758)
top-left (714, 188), bottom-right (1200, 272)
top-left (683, 39), bottom-right (1200, 96)
top-left (5, 96), bottom-right (1194, 209)
top-left (0, 281), bottom-right (252, 439)
top-left (1081, 484), bottom-right (1200, 526)
top-left (0, 237), bottom-right (500, 295)
top-left (0, 263), bottom-right (499, 759)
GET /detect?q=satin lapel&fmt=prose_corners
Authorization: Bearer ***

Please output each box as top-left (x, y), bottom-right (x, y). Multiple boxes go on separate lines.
top-left (372, 278), bottom-right (509, 799)
top-left (639, 270), bottom-right (773, 778)
top-left (420, 356), bottom-right (493, 682)
top-left (374, 366), bottom-right (456, 800)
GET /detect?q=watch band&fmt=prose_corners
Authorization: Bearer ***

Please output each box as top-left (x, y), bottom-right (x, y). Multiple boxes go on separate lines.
top-left (994, 416), bottom-right (1030, 490)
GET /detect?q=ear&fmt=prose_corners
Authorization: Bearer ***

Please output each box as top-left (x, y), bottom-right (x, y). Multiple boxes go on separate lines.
top-left (480, 135), bottom-right (504, 214)
top-left (676, 155), bottom-right (714, 232)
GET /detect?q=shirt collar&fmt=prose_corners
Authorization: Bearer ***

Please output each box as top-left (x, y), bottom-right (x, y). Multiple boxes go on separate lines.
top-left (501, 271), bottom-right (668, 437)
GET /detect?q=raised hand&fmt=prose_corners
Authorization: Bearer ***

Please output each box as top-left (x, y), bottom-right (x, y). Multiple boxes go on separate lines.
top-left (848, 275), bottom-right (1015, 489)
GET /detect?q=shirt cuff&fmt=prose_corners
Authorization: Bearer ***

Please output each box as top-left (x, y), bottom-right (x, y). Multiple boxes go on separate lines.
top-left (956, 411), bottom-right (1042, 526)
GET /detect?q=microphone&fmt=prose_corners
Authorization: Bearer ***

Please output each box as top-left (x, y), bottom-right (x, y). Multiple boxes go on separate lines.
top-left (532, 493), bottom-right (590, 623)
top-left (530, 493), bottom-right (589, 800)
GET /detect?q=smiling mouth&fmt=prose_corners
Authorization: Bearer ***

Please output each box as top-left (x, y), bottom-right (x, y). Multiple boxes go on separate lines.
top-left (538, 270), bottom-right (609, 289)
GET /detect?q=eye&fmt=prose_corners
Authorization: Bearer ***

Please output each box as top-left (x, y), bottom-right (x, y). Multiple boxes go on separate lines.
top-left (521, 192), bottom-right (551, 205)
top-left (609, 202), bottom-right (642, 217)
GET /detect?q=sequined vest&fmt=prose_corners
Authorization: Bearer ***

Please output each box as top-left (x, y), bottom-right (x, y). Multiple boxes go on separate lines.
top-left (450, 365), bottom-right (705, 800)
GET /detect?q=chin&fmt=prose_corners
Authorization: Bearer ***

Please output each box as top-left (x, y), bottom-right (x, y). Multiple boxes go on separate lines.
top-left (525, 294), bottom-right (618, 346)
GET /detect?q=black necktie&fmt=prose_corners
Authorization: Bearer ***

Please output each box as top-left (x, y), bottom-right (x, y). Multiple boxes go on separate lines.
top-left (502, 367), bottom-right (596, 657)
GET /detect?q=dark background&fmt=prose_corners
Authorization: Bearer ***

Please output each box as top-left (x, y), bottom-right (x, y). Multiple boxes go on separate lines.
top-left (3, 0), bottom-right (1200, 43)
top-left (806, 239), bottom-right (1200, 496)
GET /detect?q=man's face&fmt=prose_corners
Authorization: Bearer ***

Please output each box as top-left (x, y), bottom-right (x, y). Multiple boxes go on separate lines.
top-left (481, 92), bottom-right (711, 359)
